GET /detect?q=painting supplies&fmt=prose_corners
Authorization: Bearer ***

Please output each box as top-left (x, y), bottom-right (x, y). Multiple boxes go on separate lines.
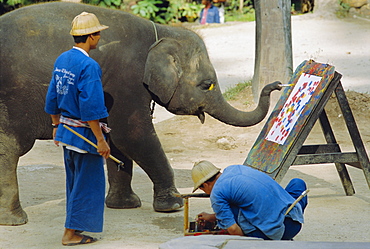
top-left (63, 124), bottom-right (124, 171)
top-left (174, 192), bottom-right (227, 236)
top-left (285, 189), bottom-right (310, 215)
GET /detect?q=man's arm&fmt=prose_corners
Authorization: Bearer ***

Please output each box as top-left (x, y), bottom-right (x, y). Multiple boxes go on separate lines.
top-left (227, 223), bottom-right (244, 235)
top-left (87, 120), bottom-right (110, 159)
top-left (50, 114), bottom-right (61, 146)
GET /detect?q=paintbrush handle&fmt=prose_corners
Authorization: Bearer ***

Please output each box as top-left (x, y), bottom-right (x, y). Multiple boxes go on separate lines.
top-left (285, 189), bottom-right (310, 215)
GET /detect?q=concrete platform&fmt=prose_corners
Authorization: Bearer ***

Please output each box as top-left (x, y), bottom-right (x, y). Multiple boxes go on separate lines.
top-left (159, 235), bottom-right (370, 249)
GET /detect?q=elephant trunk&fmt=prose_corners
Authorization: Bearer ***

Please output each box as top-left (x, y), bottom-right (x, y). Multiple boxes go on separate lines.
top-left (205, 81), bottom-right (282, 127)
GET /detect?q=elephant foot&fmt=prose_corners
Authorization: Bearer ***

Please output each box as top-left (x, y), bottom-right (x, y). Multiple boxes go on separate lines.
top-left (153, 188), bottom-right (183, 212)
top-left (0, 207), bottom-right (28, 226)
top-left (105, 191), bottom-right (141, 209)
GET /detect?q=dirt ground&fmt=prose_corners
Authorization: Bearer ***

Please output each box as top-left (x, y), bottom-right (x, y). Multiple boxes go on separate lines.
top-left (1, 14), bottom-right (370, 249)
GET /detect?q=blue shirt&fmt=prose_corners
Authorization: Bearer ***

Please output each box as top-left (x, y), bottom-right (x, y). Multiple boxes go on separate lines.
top-left (45, 48), bottom-right (108, 154)
top-left (211, 165), bottom-right (304, 240)
top-left (199, 5), bottom-right (220, 24)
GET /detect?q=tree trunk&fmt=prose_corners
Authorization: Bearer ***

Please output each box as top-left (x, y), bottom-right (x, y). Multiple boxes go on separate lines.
top-left (252, 0), bottom-right (292, 104)
top-left (239, 0), bottom-right (244, 13)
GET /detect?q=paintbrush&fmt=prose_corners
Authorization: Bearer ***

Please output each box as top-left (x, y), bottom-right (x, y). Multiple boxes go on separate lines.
top-left (280, 84), bottom-right (294, 87)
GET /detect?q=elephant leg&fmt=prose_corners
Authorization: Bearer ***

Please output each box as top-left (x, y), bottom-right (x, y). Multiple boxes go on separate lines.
top-left (107, 110), bottom-right (183, 212)
top-left (126, 134), bottom-right (183, 212)
top-left (105, 143), bottom-right (141, 209)
top-left (144, 159), bottom-right (184, 212)
top-left (0, 132), bottom-right (28, 225)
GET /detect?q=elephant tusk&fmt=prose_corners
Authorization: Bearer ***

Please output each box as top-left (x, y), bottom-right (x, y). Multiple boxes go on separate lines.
top-left (197, 112), bottom-right (205, 124)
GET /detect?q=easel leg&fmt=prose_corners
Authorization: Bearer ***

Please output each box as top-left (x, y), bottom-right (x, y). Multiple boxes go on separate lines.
top-left (335, 83), bottom-right (370, 190)
top-left (319, 109), bottom-right (355, 195)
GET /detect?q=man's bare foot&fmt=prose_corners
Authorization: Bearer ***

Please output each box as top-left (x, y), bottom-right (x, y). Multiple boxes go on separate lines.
top-left (62, 228), bottom-right (97, 246)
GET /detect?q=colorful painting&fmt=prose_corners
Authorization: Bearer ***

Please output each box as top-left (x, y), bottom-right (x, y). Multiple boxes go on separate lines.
top-left (265, 74), bottom-right (322, 145)
top-left (244, 60), bottom-right (336, 174)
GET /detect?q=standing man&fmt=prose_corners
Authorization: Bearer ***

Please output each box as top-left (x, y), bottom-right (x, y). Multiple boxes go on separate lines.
top-left (45, 12), bottom-right (110, 246)
top-left (199, 0), bottom-right (220, 24)
top-left (192, 161), bottom-right (308, 240)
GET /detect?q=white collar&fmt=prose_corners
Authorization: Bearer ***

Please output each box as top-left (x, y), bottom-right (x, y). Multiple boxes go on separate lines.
top-left (73, 46), bottom-right (89, 57)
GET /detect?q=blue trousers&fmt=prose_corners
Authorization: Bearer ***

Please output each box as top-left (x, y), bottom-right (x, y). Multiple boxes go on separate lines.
top-left (63, 147), bottom-right (105, 232)
top-left (246, 178), bottom-right (308, 240)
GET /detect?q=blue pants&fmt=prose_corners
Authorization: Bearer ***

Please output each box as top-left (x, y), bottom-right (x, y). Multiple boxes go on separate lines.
top-left (63, 147), bottom-right (105, 232)
top-left (246, 178), bottom-right (308, 240)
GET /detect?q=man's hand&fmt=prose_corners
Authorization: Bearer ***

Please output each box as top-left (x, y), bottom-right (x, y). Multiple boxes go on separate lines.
top-left (97, 139), bottom-right (110, 159)
top-left (87, 120), bottom-right (111, 159)
top-left (197, 212), bottom-right (216, 222)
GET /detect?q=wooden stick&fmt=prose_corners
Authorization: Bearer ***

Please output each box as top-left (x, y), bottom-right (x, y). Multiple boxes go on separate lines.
top-left (63, 124), bottom-right (124, 166)
top-left (285, 189), bottom-right (309, 215)
top-left (173, 193), bottom-right (210, 198)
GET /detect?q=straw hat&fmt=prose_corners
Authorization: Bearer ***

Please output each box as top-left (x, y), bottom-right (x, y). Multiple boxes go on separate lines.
top-left (70, 12), bottom-right (109, 36)
top-left (191, 161), bottom-right (220, 192)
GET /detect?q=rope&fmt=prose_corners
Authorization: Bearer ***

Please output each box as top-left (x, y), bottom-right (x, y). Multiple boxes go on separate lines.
top-left (151, 21), bottom-right (159, 42)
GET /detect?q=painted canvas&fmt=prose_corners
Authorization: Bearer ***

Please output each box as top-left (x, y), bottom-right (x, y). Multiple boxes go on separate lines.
top-left (265, 73), bottom-right (322, 145)
top-left (244, 60), bottom-right (336, 174)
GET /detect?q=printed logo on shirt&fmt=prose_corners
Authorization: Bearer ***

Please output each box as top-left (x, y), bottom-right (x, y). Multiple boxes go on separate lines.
top-left (55, 67), bottom-right (75, 95)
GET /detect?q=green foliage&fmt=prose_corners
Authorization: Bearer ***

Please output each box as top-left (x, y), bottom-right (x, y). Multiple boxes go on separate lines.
top-left (223, 81), bottom-right (252, 101)
top-left (224, 0), bottom-right (255, 22)
top-left (0, 0), bottom-right (22, 5)
top-left (130, 0), bottom-right (201, 24)
top-left (1, 0), bottom-right (51, 15)
top-left (338, 0), bottom-right (351, 11)
top-left (225, 0), bottom-right (252, 13)
top-left (225, 7), bottom-right (255, 22)
top-left (83, 0), bottom-right (125, 10)
top-left (179, 2), bottom-right (201, 19)
top-left (336, 0), bottom-right (351, 18)
top-left (131, 0), bottom-right (162, 21)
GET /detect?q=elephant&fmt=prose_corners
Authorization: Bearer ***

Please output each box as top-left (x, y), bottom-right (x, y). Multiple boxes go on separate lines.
top-left (0, 2), bottom-right (281, 225)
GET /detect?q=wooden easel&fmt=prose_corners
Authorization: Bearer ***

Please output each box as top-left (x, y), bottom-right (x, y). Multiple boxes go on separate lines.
top-left (244, 61), bottom-right (370, 195)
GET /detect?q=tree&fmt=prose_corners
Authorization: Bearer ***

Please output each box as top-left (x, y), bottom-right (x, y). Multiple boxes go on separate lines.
top-left (252, 0), bottom-right (292, 103)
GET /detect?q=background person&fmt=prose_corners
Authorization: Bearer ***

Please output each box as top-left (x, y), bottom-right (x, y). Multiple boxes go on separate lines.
top-left (44, 12), bottom-right (110, 246)
top-left (213, 0), bottom-right (226, 23)
top-left (199, 0), bottom-right (220, 24)
top-left (192, 161), bottom-right (308, 240)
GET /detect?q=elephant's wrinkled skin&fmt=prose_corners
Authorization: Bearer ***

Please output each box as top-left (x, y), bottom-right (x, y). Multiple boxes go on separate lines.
top-left (0, 2), bottom-right (281, 225)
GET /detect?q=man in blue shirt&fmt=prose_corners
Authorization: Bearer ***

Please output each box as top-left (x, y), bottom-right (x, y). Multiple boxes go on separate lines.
top-left (45, 12), bottom-right (110, 246)
top-left (199, 0), bottom-right (220, 24)
top-left (192, 161), bottom-right (308, 240)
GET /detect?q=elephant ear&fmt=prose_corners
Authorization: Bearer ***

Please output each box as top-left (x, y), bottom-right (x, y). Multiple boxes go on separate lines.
top-left (143, 38), bottom-right (183, 104)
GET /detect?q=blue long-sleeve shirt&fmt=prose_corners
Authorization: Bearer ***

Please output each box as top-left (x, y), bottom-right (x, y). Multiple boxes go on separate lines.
top-left (211, 165), bottom-right (304, 240)
top-left (199, 5), bottom-right (220, 24)
top-left (45, 48), bottom-right (108, 154)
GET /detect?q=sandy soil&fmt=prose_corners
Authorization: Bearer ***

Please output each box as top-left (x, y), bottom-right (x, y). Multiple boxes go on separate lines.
top-left (1, 14), bottom-right (370, 249)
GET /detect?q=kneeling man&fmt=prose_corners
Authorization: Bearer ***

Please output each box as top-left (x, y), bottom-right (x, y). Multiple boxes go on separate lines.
top-left (192, 161), bottom-right (308, 240)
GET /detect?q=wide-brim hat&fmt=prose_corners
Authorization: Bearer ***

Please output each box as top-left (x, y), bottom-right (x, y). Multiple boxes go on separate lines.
top-left (191, 161), bottom-right (221, 192)
top-left (70, 12), bottom-right (109, 36)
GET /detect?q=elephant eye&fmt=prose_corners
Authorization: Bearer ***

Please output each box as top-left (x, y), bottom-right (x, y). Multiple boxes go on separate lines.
top-left (198, 80), bottom-right (215, 91)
